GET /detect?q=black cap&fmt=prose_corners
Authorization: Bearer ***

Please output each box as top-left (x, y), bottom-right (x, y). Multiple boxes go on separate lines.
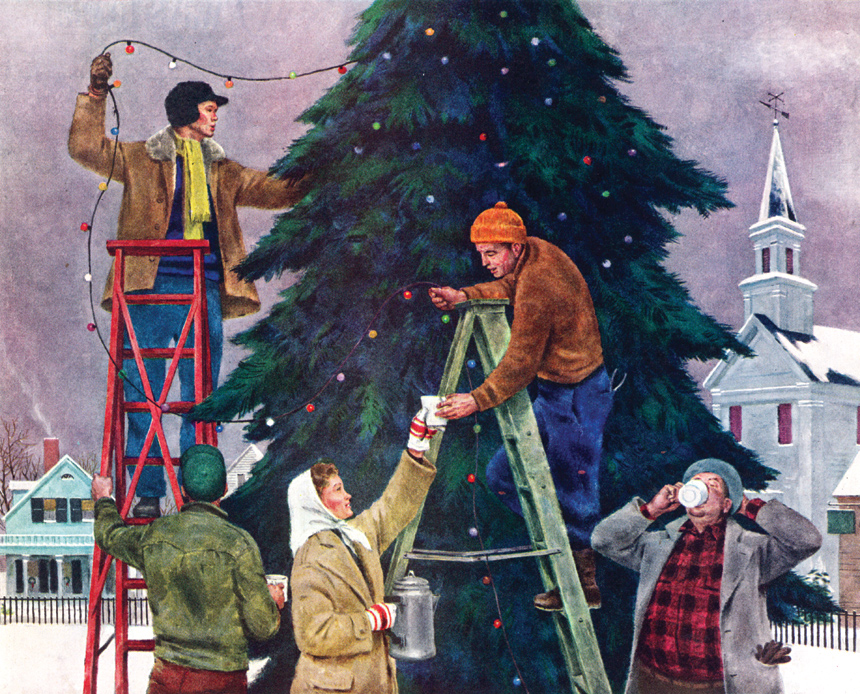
top-left (165, 81), bottom-right (229, 128)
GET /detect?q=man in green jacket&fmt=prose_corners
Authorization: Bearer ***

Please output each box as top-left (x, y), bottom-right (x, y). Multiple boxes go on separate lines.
top-left (92, 444), bottom-right (283, 694)
top-left (430, 202), bottom-right (613, 610)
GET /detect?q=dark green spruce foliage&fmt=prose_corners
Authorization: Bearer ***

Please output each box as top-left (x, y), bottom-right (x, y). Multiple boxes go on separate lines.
top-left (197, 1), bottom-right (833, 692)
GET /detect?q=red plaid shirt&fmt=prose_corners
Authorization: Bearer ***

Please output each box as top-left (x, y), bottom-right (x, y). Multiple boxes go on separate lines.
top-left (636, 518), bottom-right (727, 683)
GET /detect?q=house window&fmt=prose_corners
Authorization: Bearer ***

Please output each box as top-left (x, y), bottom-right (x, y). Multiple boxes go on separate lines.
top-left (778, 403), bottom-right (792, 444)
top-left (44, 498), bottom-right (57, 522)
top-left (786, 248), bottom-right (794, 275)
top-left (70, 498), bottom-right (95, 522)
top-left (237, 474), bottom-right (246, 486)
top-left (857, 406), bottom-right (860, 445)
top-left (729, 405), bottom-right (742, 441)
top-left (762, 247), bottom-right (771, 273)
top-left (31, 498), bottom-right (44, 523)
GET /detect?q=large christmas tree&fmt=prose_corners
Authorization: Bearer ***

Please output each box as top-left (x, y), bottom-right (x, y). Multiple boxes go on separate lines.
top-left (197, 1), bottom-right (834, 692)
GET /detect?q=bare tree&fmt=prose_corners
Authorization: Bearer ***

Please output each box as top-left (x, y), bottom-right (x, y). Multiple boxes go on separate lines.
top-left (69, 451), bottom-right (100, 476)
top-left (0, 418), bottom-right (40, 530)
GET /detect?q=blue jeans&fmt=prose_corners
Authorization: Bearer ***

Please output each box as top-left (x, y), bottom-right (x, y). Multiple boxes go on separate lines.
top-left (486, 366), bottom-right (613, 550)
top-left (123, 274), bottom-right (222, 498)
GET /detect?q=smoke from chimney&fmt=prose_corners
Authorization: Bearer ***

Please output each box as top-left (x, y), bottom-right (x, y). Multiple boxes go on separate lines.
top-left (44, 438), bottom-right (60, 474)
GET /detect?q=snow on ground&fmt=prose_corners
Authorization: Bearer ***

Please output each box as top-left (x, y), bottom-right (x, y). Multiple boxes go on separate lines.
top-left (0, 624), bottom-right (269, 694)
top-left (0, 623), bottom-right (857, 693)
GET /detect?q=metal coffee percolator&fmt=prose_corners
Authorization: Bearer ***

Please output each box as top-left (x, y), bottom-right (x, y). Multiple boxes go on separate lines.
top-left (386, 571), bottom-right (439, 661)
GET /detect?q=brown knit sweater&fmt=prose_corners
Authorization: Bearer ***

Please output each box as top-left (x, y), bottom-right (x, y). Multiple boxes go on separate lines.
top-left (462, 237), bottom-right (604, 411)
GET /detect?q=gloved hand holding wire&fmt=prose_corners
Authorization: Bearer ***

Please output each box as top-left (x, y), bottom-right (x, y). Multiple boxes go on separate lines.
top-left (89, 53), bottom-right (113, 98)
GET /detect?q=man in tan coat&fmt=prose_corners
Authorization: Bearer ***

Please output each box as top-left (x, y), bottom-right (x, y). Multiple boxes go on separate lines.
top-left (287, 409), bottom-right (439, 694)
top-left (69, 53), bottom-right (307, 517)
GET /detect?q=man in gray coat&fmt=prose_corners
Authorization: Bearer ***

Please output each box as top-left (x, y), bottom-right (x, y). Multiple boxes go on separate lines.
top-left (592, 458), bottom-right (821, 694)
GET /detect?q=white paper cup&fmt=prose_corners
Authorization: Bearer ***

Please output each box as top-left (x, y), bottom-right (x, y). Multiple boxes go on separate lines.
top-left (421, 395), bottom-right (448, 428)
top-left (678, 479), bottom-right (709, 508)
top-left (265, 574), bottom-right (288, 591)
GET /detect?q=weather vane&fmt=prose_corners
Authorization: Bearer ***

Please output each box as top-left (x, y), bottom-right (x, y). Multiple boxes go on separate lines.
top-left (759, 92), bottom-right (790, 122)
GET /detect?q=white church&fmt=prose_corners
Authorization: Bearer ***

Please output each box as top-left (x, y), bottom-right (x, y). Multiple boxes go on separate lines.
top-left (704, 117), bottom-right (860, 607)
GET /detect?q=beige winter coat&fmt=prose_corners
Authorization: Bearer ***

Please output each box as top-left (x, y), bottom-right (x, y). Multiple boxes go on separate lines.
top-left (68, 93), bottom-right (307, 319)
top-left (290, 451), bottom-right (436, 694)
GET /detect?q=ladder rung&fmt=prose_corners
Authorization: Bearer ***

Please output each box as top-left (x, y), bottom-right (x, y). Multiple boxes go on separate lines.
top-left (406, 546), bottom-right (561, 563)
top-left (125, 293), bottom-right (194, 306)
top-left (123, 401), bottom-right (195, 414)
top-left (122, 348), bottom-right (196, 360)
top-left (121, 457), bottom-right (173, 467)
top-left (126, 639), bottom-right (155, 652)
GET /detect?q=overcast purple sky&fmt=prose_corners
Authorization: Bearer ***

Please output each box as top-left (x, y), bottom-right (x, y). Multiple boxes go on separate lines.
top-left (2, 0), bottom-right (859, 465)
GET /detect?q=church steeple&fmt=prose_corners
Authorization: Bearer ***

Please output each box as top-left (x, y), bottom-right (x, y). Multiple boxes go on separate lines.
top-left (739, 114), bottom-right (816, 335)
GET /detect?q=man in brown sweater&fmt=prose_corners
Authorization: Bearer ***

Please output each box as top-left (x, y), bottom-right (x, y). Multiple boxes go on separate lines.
top-left (430, 202), bottom-right (613, 610)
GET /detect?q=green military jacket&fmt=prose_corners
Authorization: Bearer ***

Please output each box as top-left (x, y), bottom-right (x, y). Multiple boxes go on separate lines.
top-left (94, 497), bottom-right (280, 672)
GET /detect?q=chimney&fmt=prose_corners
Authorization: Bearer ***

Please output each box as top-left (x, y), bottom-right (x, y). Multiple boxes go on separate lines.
top-left (44, 438), bottom-right (60, 474)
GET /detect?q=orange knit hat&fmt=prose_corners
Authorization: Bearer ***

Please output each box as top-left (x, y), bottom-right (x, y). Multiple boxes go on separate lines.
top-left (470, 201), bottom-right (527, 244)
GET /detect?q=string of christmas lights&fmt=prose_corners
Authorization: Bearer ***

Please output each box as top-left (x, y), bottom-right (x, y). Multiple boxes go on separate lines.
top-left (78, 40), bottom-right (430, 429)
top-left (80, 29), bottom-right (626, 431)
top-left (462, 365), bottom-right (530, 691)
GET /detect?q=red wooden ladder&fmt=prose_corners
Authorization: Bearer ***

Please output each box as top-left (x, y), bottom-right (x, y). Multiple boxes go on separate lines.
top-left (83, 240), bottom-right (217, 694)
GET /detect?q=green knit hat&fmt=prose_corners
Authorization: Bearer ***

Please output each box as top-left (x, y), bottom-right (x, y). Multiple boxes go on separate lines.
top-left (180, 445), bottom-right (226, 502)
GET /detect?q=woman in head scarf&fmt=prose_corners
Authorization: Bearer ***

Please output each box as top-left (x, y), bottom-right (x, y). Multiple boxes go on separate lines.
top-left (288, 408), bottom-right (440, 694)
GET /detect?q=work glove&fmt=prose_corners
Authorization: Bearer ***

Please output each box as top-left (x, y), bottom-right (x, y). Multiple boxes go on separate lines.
top-left (365, 602), bottom-right (397, 631)
top-left (407, 408), bottom-right (439, 452)
top-left (89, 53), bottom-right (113, 98)
top-left (754, 640), bottom-right (792, 665)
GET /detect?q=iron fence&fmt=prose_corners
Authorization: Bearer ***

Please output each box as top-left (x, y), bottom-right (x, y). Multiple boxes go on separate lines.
top-left (0, 595), bottom-right (150, 626)
top-left (771, 611), bottom-right (858, 652)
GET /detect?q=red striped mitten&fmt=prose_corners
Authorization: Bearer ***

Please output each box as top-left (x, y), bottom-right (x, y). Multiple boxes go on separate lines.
top-left (407, 409), bottom-right (438, 452)
top-left (365, 602), bottom-right (398, 631)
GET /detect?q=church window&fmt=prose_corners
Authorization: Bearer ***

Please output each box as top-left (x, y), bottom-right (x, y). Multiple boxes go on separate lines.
top-left (762, 247), bottom-right (771, 273)
top-left (729, 405), bottom-right (742, 441)
top-left (786, 248), bottom-right (794, 274)
top-left (778, 403), bottom-right (792, 444)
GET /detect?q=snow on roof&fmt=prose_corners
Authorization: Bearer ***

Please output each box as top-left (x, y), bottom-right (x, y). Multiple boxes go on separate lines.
top-left (767, 321), bottom-right (860, 385)
top-left (226, 444), bottom-right (263, 473)
top-left (833, 451), bottom-right (860, 497)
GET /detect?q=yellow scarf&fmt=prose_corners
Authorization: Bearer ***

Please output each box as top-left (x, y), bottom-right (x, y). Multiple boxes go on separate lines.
top-left (175, 135), bottom-right (211, 240)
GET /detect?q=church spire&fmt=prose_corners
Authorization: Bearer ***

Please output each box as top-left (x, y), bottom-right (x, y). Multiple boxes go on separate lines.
top-left (759, 119), bottom-right (797, 223)
top-left (739, 100), bottom-right (816, 336)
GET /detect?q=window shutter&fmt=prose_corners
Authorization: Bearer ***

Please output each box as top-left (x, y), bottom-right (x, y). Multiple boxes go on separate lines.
top-left (729, 405), bottom-right (742, 441)
top-left (56, 497), bottom-right (68, 523)
top-left (31, 498), bottom-right (44, 523)
top-left (778, 403), bottom-right (792, 444)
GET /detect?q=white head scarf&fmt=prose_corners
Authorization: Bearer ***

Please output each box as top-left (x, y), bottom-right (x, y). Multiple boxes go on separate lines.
top-left (288, 468), bottom-right (372, 557)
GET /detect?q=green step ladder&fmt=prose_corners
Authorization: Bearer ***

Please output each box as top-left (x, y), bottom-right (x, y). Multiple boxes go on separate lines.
top-left (385, 299), bottom-right (611, 694)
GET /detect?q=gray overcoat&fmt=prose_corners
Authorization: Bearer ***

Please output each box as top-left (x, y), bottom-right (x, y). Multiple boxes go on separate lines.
top-left (591, 499), bottom-right (821, 694)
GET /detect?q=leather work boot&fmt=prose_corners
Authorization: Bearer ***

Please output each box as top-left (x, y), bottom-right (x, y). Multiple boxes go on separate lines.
top-left (573, 548), bottom-right (602, 609)
top-left (132, 496), bottom-right (161, 519)
top-left (534, 587), bottom-right (563, 612)
top-left (533, 549), bottom-right (602, 611)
